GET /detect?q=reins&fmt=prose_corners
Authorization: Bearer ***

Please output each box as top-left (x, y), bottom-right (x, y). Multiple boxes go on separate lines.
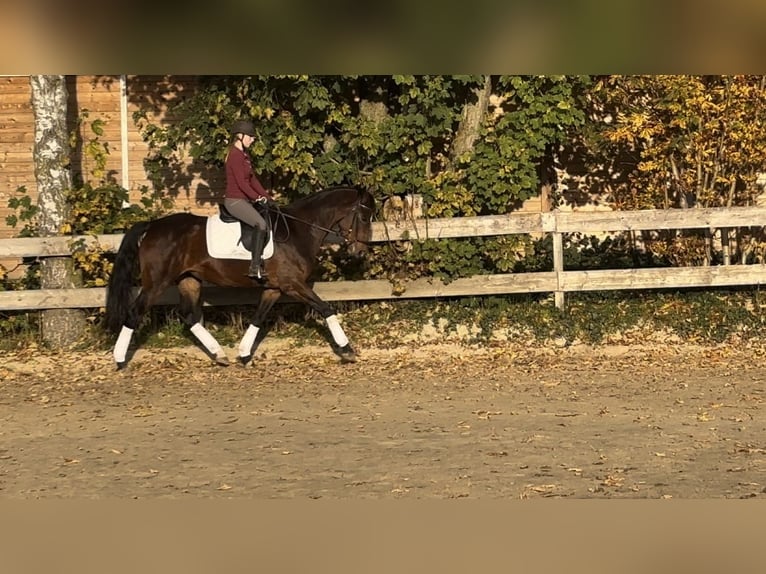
top-left (270, 208), bottom-right (335, 236)
top-left (265, 200), bottom-right (374, 245)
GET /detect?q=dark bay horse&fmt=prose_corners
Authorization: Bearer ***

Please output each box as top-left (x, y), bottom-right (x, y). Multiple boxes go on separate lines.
top-left (105, 186), bottom-right (375, 369)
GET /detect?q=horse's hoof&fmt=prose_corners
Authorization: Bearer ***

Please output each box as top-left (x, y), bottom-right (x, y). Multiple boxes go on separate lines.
top-left (337, 345), bottom-right (357, 363)
top-left (238, 355), bottom-right (252, 366)
top-left (214, 355), bottom-right (230, 367)
top-left (116, 361), bottom-right (127, 371)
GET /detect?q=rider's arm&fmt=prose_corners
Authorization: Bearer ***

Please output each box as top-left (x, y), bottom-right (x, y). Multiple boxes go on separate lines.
top-left (248, 171), bottom-right (272, 201)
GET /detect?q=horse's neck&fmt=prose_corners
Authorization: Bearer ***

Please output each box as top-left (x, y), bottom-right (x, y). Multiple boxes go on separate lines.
top-left (281, 206), bottom-right (331, 255)
top-left (286, 187), bottom-right (358, 231)
top-left (290, 190), bottom-right (354, 227)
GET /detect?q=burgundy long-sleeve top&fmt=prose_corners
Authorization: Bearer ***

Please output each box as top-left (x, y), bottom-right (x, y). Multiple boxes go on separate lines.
top-left (225, 146), bottom-right (271, 201)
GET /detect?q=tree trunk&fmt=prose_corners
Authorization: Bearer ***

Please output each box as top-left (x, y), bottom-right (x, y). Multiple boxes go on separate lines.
top-left (450, 76), bottom-right (492, 163)
top-left (30, 75), bottom-right (86, 349)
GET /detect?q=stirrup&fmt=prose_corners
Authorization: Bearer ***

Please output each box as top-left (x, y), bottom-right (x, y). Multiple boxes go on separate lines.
top-left (247, 266), bottom-right (267, 280)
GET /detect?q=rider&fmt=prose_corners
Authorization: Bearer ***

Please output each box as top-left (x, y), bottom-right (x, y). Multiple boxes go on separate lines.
top-left (224, 119), bottom-right (273, 280)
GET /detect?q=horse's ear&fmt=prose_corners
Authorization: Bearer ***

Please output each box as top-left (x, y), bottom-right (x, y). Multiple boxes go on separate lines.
top-left (355, 185), bottom-right (373, 203)
top-left (363, 187), bottom-right (377, 210)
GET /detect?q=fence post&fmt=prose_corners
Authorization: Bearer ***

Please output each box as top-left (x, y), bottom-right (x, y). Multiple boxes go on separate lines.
top-left (553, 229), bottom-right (564, 309)
top-left (721, 228), bottom-right (730, 265)
top-left (542, 210), bottom-right (565, 309)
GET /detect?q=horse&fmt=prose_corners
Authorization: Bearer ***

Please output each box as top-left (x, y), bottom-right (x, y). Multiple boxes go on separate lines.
top-left (104, 185), bottom-right (376, 369)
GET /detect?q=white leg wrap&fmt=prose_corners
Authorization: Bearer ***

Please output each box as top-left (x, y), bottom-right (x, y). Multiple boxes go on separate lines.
top-left (325, 314), bottom-right (349, 347)
top-left (238, 324), bottom-right (260, 358)
top-left (190, 322), bottom-right (222, 355)
top-left (113, 326), bottom-right (134, 364)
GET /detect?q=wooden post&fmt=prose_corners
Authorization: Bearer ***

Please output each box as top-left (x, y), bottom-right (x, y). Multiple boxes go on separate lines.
top-left (553, 230), bottom-right (565, 309)
top-left (721, 228), bottom-right (730, 265)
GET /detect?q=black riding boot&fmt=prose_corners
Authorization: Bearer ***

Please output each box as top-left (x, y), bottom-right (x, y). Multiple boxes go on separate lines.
top-left (247, 228), bottom-right (268, 280)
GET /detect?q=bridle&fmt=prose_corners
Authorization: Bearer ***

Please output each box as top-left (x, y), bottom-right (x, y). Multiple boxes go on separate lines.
top-left (336, 201), bottom-right (375, 245)
top-left (266, 197), bottom-right (374, 246)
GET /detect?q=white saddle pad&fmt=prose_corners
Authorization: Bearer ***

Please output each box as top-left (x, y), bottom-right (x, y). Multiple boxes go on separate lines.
top-left (205, 214), bottom-right (274, 261)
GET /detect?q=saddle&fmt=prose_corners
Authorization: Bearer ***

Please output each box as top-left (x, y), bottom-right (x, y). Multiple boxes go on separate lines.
top-left (218, 202), bottom-right (272, 251)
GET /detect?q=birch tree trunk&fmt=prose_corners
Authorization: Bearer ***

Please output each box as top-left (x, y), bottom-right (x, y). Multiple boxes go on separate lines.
top-left (30, 75), bottom-right (85, 348)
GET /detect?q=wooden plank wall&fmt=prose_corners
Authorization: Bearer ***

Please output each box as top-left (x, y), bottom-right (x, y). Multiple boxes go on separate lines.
top-left (124, 76), bottom-right (225, 213)
top-left (0, 75), bottom-right (36, 222)
top-left (0, 75), bottom-right (232, 275)
top-left (0, 75), bottom-right (226, 242)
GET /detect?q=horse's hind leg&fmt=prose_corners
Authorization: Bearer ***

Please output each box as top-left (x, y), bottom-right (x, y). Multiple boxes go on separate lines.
top-left (178, 276), bottom-right (229, 366)
top-left (114, 287), bottom-right (165, 369)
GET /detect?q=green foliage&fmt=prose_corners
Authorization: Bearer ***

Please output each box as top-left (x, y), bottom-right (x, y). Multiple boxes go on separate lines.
top-left (0, 311), bottom-right (39, 350)
top-left (63, 116), bottom-right (172, 287)
top-left (341, 288), bottom-right (766, 346)
top-left (65, 182), bottom-right (170, 236)
top-left (478, 235), bottom-right (531, 272)
top-left (75, 113), bottom-right (110, 182)
top-left (5, 187), bottom-right (39, 237)
top-left (405, 239), bottom-right (485, 282)
top-left (0, 194), bottom-right (41, 335)
top-left (134, 75), bottom-right (591, 284)
top-left (561, 233), bottom-right (668, 270)
top-left (457, 76), bottom-right (590, 215)
top-left (4, 185), bottom-right (43, 325)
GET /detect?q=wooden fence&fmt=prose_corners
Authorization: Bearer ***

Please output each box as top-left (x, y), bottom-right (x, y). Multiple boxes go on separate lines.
top-left (2, 206), bottom-right (766, 312)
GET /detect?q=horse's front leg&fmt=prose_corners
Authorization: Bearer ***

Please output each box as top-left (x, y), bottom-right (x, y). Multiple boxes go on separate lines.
top-left (283, 284), bottom-right (357, 363)
top-left (238, 288), bottom-right (282, 365)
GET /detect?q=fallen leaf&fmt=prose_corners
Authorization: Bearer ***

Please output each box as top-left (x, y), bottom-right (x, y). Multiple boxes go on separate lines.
top-left (526, 484), bottom-right (558, 494)
top-left (601, 475), bottom-right (624, 487)
top-left (473, 410), bottom-right (502, 419)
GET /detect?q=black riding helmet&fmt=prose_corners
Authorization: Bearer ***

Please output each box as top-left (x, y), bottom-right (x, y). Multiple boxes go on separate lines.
top-left (231, 119), bottom-right (256, 137)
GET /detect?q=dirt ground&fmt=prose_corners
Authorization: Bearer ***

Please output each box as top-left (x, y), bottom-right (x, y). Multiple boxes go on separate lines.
top-left (1, 337), bottom-right (765, 499)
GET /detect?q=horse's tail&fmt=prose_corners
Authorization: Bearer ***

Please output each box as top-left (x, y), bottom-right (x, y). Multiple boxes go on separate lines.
top-left (104, 220), bottom-right (152, 333)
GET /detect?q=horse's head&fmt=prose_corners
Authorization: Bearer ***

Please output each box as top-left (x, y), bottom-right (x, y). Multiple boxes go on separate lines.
top-left (285, 186), bottom-right (376, 258)
top-left (335, 188), bottom-right (375, 257)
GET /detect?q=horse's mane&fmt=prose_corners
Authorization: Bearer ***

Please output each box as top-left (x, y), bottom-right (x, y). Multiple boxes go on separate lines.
top-left (285, 186), bottom-right (361, 211)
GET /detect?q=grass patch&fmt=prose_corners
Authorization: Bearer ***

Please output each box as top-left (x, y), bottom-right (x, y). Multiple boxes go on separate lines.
top-left (3, 287), bottom-right (766, 351)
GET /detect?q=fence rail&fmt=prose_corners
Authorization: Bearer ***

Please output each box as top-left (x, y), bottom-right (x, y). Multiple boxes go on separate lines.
top-left (2, 206), bottom-right (766, 312)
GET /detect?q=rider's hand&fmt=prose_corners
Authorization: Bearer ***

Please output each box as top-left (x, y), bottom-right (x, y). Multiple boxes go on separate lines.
top-left (255, 196), bottom-right (267, 204)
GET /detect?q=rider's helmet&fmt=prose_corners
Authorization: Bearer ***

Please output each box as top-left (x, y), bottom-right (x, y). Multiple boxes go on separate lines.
top-left (230, 119), bottom-right (256, 137)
